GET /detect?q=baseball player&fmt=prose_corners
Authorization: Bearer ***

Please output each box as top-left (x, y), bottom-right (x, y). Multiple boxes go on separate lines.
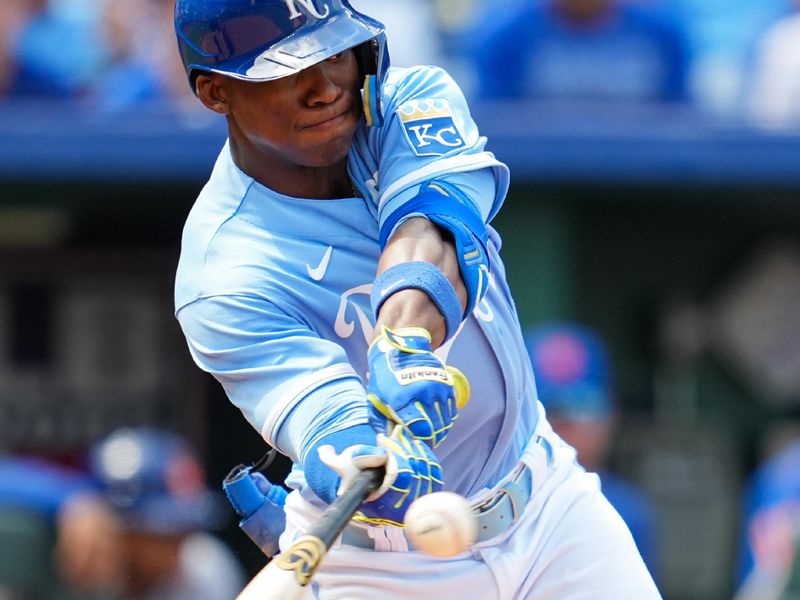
top-left (735, 438), bottom-right (800, 600)
top-left (173, 1), bottom-right (660, 598)
top-left (0, 428), bottom-right (245, 600)
top-left (523, 323), bottom-right (660, 579)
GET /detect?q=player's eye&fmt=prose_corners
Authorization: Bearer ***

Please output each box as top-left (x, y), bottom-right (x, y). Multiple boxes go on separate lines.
top-left (328, 52), bottom-right (344, 62)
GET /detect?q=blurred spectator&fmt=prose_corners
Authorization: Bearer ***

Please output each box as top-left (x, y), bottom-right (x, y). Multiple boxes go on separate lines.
top-left (467, 0), bottom-right (689, 103)
top-left (734, 432), bottom-right (800, 600)
top-left (433, 0), bottom-right (527, 43)
top-left (90, 0), bottom-right (196, 112)
top-left (3, 0), bottom-right (194, 111)
top-left (664, 0), bottom-right (790, 115)
top-left (0, 0), bottom-right (35, 97)
top-left (0, 427), bottom-right (245, 600)
top-left (746, 3), bottom-right (800, 129)
top-left (524, 322), bottom-right (660, 578)
top-left (9, 0), bottom-right (106, 98)
top-left (88, 0), bottom-right (165, 109)
top-left (352, 0), bottom-right (445, 68)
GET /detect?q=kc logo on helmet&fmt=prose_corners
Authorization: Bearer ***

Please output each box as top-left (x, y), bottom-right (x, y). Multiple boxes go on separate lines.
top-left (284, 0), bottom-right (330, 20)
top-left (398, 99), bottom-right (466, 156)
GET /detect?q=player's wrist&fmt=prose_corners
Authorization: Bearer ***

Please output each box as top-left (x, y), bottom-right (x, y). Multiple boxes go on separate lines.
top-left (303, 424), bottom-right (378, 505)
top-left (371, 261), bottom-right (462, 344)
top-left (373, 289), bottom-right (448, 348)
top-left (367, 325), bottom-right (433, 355)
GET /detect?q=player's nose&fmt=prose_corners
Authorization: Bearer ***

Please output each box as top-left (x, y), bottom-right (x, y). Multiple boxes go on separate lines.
top-left (302, 61), bottom-right (341, 106)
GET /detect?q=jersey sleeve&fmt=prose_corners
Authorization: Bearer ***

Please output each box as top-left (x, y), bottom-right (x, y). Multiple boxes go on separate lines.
top-left (176, 294), bottom-right (368, 460)
top-left (374, 66), bottom-right (510, 227)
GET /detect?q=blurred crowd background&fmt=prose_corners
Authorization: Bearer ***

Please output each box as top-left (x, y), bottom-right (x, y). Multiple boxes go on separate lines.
top-left (2, 0), bottom-right (800, 124)
top-left (1, 0), bottom-right (800, 599)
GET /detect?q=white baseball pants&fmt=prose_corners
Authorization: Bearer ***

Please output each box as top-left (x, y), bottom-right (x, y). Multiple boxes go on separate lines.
top-left (281, 412), bottom-right (661, 600)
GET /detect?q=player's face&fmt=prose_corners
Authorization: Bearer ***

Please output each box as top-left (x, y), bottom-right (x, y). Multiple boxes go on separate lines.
top-left (206, 51), bottom-right (362, 174)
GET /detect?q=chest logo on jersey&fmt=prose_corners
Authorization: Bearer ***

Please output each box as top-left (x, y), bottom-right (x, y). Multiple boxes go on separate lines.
top-left (397, 99), bottom-right (466, 157)
top-left (335, 284), bottom-right (374, 345)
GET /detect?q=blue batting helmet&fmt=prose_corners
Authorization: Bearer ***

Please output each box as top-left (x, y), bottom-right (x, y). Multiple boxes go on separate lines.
top-left (524, 323), bottom-right (614, 420)
top-left (174, 0), bottom-right (389, 124)
top-left (89, 428), bottom-right (224, 535)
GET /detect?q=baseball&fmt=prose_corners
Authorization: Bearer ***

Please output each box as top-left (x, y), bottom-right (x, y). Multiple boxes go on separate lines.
top-left (404, 492), bottom-right (478, 558)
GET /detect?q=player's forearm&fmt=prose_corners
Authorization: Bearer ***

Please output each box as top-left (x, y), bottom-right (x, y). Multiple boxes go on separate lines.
top-left (374, 217), bottom-right (467, 348)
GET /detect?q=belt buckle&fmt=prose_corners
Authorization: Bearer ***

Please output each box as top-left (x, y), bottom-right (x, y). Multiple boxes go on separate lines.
top-left (473, 464), bottom-right (526, 519)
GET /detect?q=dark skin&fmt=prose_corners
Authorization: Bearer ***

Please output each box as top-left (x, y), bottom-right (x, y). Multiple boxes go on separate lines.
top-left (196, 51), bottom-right (360, 199)
top-left (195, 50), bottom-right (467, 347)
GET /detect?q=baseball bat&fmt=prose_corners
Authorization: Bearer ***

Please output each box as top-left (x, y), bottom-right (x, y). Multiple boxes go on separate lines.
top-left (237, 465), bottom-right (384, 600)
top-left (236, 367), bottom-right (470, 600)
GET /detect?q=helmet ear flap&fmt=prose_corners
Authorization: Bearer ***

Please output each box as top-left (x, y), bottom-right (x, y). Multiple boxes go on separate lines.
top-left (353, 37), bottom-right (387, 127)
top-left (353, 39), bottom-right (379, 82)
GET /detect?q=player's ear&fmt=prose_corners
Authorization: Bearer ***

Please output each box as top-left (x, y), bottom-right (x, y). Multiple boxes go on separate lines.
top-left (196, 74), bottom-right (231, 115)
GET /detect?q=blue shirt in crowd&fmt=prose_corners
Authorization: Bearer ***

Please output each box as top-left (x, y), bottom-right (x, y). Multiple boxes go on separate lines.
top-left (470, 1), bottom-right (689, 102)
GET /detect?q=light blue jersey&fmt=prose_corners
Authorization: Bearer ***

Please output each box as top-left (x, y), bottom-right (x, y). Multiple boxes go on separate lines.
top-left (175, 66), bottom-right (539, 498)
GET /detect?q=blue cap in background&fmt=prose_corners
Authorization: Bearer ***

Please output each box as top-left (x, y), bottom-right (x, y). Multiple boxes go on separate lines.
top-left (523, 322), bottom-right (614, 420)
top-left (89, 427), bottom-right (224, 535)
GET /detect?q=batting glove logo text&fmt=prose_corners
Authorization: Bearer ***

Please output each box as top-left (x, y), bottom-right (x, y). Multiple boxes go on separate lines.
top-left (396, 367), bottom-right (451, 385)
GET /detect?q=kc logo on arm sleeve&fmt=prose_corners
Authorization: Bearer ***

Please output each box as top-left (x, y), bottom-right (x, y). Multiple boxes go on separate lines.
top-left (397, 99), bottom-right (466, 156)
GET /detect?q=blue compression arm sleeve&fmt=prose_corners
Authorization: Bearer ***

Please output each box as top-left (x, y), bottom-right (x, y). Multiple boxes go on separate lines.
top-left (379, 170), bottom-right (496, 317)
top-left (275, 378), bottom-right (371, 465)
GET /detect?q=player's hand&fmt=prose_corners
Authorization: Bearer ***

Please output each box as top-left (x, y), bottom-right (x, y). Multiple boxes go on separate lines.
top-left (317, 426), bottom-right (443, 527)
top-left (367, 326), bottom-right (468, 448)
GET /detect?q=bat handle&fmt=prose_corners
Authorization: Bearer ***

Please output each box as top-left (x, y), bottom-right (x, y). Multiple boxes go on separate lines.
top-left (306, 466), bottom-right (384, 548)
top-left (266, 466), bottom-right (384, 594)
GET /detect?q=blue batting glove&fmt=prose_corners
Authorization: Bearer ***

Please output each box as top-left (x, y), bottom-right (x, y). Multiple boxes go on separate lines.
top-left (367, 326), bottom-right (462, 448)
top-left (317, 426), bottom-right (443, 527)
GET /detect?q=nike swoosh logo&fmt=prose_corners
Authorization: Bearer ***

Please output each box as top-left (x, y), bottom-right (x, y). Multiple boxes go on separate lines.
top-left (307, 246), bottom-right (333, 281)
top-left (379, 279), bottom-right (406, 297)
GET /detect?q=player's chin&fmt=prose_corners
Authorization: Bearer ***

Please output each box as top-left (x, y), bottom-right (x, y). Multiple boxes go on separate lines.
top-left (300, 113), bottom-right (358, 162)
top-left (301, 135), bottom-right (355, 168)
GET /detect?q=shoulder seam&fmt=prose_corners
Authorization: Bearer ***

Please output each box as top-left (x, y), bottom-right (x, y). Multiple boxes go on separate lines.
top-left (202, 178), bottom-right (256, 268)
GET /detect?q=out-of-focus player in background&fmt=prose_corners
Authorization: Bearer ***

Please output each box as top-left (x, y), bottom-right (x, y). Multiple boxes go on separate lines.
top-left (172, 1), bottom-right (660, 597)
top-left (734, 435), bottom-right (800, 600)
top-left (57, 428), bottom-right (246, 600)
top-left (0, 427), bottom-right (245, 600)
top-left (524, 322), bottom-right (660, 580)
